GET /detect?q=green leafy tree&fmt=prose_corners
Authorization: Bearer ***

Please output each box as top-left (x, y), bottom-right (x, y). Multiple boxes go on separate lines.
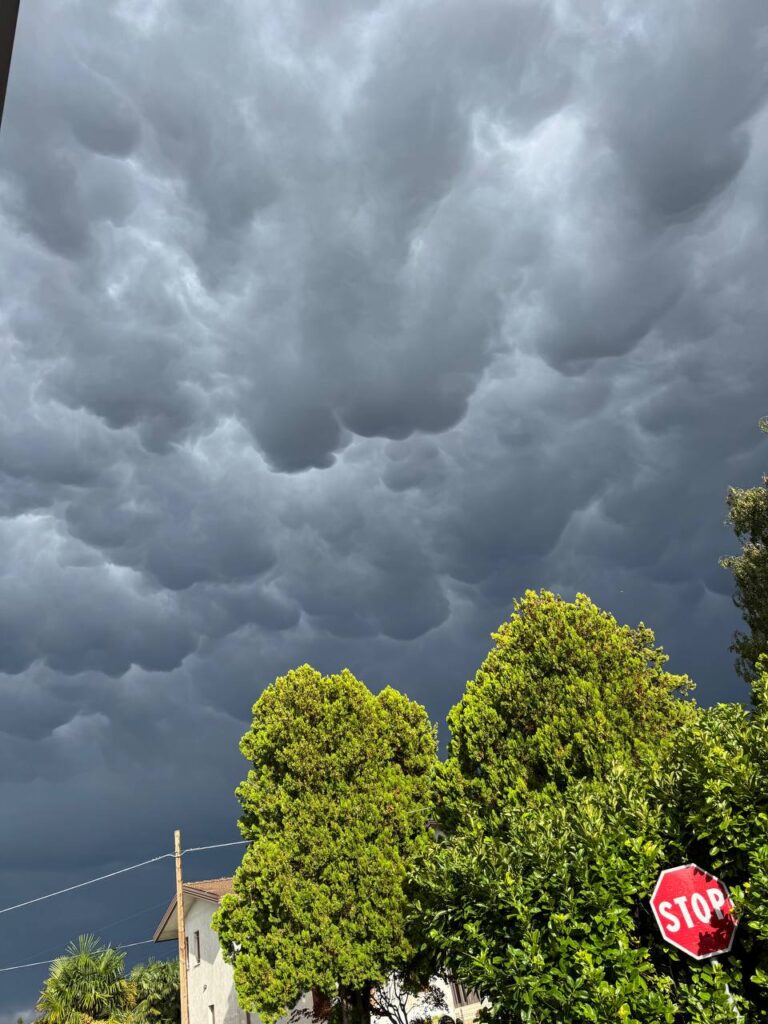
top-left (128, 959), bottom-right (179, 1024)
top-left (416, 764), bottom-right (680, 1022)
top-left (213, 665), bottom-right (438, 1024)
top-left (36, 935), bottom-right (134, 1024)
top-left (415, 592), bottom-right (768, 1023)
top-left (439, 590), bottom-right (692, 822)
top-left (721, 417), bottom-right (768, 681)
top-left (658, 657), bottom-right (768, 1019)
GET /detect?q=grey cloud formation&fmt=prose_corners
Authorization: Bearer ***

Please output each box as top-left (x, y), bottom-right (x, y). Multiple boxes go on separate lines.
top-left (2, 0), bottom-right (768, 1013)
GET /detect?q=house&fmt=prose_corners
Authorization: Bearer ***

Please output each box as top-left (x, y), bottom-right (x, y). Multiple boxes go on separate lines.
top-left (374, 975), bottom-right (485, 1024)
top-left (153, 878), bottom-right (483, 1024)
top-left (153, 877), bottom-right (313, 1024)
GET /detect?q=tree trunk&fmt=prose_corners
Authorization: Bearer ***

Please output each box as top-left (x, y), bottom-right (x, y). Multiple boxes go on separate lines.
top-left (360, 982), bottom-right (372, 1024)
top-left (338, 985), bottom-right (371, 1024)
top-left (339, 990), bottom-right (350, 1024)
top-left (312, 989), bottom-right (333, 1022)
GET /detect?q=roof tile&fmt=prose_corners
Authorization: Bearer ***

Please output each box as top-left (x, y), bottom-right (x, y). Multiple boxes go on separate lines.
top-left (183, 877), bottom-right (233, 901)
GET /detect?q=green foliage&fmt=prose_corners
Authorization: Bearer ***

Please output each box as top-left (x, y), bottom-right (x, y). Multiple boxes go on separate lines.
top-left (659, 658), bottom-right (768, 1017)
top-left (721, 418), bottom-right (768, 681)
top-left (213, 665), bottom-right (438, 1024)
top-left (127, 959), bottom-right (179, 1024)
top-left (35, 940), bottom-right (177, 1024)
top-left (415, 766), bottom-right (679, 1023)
top-left (36, 935), bottom-right (134, 1024)
top-left (441, 590), bottom-right (692, 818)
top-left (417, 592), bottom-right (768, 1023)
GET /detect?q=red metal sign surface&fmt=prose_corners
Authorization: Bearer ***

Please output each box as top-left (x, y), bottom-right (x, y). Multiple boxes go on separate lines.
top-left (650, 864), bottom-right (738, 959)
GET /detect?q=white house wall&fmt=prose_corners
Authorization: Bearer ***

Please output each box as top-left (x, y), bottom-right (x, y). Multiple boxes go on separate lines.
top-left (184, 898), bottom-right (245, 1024)
top-left (180, 896), bottom-right (481, 1024)
top-left (372, 976), bottom-right (484, 1024)
top-left (182, 898), bottom-right (310, 1024)
top-left (432, 978), bottom-right (485, 1023)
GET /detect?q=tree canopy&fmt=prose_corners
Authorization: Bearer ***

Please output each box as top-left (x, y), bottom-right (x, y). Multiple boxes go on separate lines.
top-left (722, 417), bottom-right (768, 681)
top-left (213, 665), bottom-right (438, 1024)
top-left (129, 959), bottom-right (180, 1024)
top-left (415, 593), bottom-right (768, 1023)
top-left (439, 590), bottom-right (692, 821)
top-left (35, 938), bottom-right (178, 1024)
top-left (658, 659), bottom-right (768, 1017)
top-left (36, 935), bottom-right (134, 1024)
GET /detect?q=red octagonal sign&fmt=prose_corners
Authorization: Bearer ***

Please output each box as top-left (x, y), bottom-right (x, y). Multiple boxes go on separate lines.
top-left (651, 864), bottom-right (738, 959)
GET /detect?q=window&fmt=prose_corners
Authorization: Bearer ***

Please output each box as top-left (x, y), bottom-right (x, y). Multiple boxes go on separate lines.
top-left (185, 935), bottom-right (190, 969)
top-left (194, 931), bottom-right (201, 965)
top-left (208, 1006), bottom-right (215, 1024)
top-left (450, 983), bottom-right (480, 1008)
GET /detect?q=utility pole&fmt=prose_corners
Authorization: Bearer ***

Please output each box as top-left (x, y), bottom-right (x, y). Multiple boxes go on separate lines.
top-left (0, 0), bottom-right (20, 130)
top-left (175, 830), bottom-right (190, 1024)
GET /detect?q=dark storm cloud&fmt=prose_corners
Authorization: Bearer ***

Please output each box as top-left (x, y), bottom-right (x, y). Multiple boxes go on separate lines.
top-left (595, 0), bottom-right (768, 221)
top-left (2, 0), bottom-right (768, 1014)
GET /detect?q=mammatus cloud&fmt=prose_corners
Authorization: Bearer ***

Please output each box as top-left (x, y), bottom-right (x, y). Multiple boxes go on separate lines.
top-left (1, 0), bottom-right (768, 1012)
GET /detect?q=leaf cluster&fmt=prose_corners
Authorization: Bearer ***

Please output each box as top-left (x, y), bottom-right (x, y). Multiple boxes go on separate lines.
top-left (35, 938), bottom-right (179, 1024)
top-left (36, 936), bottom-right (135, 1024)
top-left (128, 960), bottom-right (180, 1024)
top-left (416, 592), bottom-right (768, 1022)
top-left (658, 659), bottom-right (768, 1016)
top-left (440, 591), bottom-right (692, 821)
top-left (415, 767), bottom-right (678, 1023)
top-left (213, 665), bottom-right (438, 1024)
top-left (721, 422), bottom-right (768, 682)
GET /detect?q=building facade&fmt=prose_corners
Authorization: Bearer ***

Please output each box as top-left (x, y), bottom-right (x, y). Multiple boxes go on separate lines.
top-left (153, 878), bottom-right (483, 1024)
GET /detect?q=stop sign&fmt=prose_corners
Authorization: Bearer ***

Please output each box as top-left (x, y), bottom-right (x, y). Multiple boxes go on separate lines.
top-left (651, 864), bottom-right (738, 959)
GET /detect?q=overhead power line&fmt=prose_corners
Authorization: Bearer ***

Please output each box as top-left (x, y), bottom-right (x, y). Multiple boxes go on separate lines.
top-left (9, 897), bottom-right (174, 969)
top-left (182, 840), bottom-right (249, 855)
top-left (0, 939), bottom-right (156, 974)
top-left (0, 839), bottom-right (249, 917)
top-left (0, 853), bottom-right (173, 917)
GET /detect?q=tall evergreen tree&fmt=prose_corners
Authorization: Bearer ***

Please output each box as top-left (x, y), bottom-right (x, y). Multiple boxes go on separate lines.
top-left (438, 589), bottom-right (692, 825)
top-left (414, 592), bottom-right (762, 1023)
top-left (722, 417), bottom-right (768, 681)
top-left (213, 665), bottom-right (438, 1024)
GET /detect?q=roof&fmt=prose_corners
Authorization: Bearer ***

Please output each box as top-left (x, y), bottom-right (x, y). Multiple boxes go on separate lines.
top-left (153, 877), bottom-right (234, 943)
top-left (184, 877), bottom-right (234, 901)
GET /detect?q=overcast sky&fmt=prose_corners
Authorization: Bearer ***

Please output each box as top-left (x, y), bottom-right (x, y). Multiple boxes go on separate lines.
top-left (2, 0), bottom-right (768, 1016)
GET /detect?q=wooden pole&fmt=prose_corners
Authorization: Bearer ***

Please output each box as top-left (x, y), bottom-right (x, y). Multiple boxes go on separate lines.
top-left (175, 830), bottom-right (190, 1024)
